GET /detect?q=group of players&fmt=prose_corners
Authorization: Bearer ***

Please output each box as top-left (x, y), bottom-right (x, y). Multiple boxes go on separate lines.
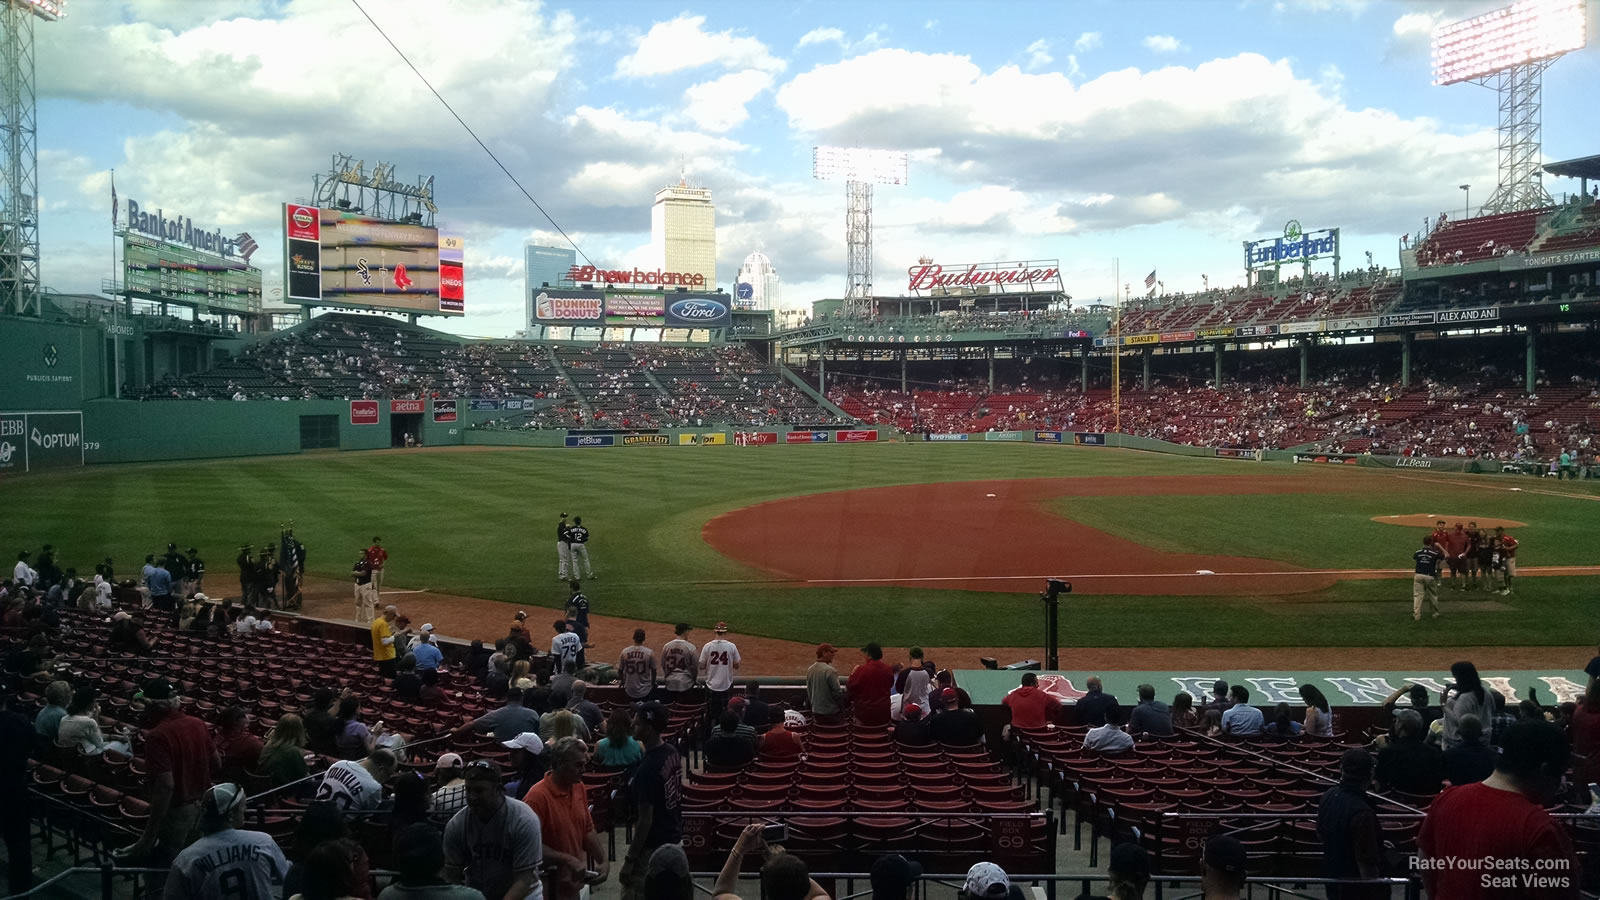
top-left (554, 513), bottom-right (595, 581)
top-left (1411, 519), bottom-right (1519, 620)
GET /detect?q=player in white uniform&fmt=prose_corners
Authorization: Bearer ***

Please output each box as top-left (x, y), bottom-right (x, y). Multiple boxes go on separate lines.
top-left (567, 517), bottom-right (595, 579)
top-left (699, 621), bottom-right (742, 718)
top-left (164, 783), bottom-right (289, 900)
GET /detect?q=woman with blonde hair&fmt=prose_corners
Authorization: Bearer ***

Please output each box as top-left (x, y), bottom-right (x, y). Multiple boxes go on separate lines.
top-left (258, 712), bottom-right (310, 786)
top-left (511, 659), bottom-right (535, 691)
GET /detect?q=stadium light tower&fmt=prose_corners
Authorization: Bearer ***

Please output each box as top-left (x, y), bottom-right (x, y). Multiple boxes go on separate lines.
top-left (812, 146), bottom-right (907, 309)
top-left (1432, 0), bottom-right (1588, 214)
top-left (0, 0), bottom-right (64, 317)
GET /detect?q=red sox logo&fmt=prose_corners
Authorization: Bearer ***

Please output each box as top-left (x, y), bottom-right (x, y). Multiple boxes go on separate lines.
top-left (1006, 674), bottom-right (1087, 702)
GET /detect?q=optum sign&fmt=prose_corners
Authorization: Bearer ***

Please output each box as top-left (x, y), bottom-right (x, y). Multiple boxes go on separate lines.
top-left (0, 410), bottom-right (84, 474)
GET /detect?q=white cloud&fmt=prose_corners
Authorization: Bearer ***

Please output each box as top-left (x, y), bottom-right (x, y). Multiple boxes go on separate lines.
top-left (797, 27), bottom-right (845, 48)
top-left (1392, 11), bottom-right (1443, 41)
top-left (1025, 39), bottom-right (1052, 71)
top-left (923, 19), bottom-right (938, 30)
top-left (616, 15), bottom-right (784, 78)
top-left (682, 69), bottom-right (776, 131)
top-left (1143, 35), bottom-right (1186, 53)
top-left (1073, 31), bottom-right (1103, 53)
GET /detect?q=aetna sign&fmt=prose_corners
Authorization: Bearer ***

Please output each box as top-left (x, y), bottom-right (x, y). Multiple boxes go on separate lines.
top-left (907, 260), bottom-right (1062, 293)
top-left (566, 265), bottom-right (706, 288)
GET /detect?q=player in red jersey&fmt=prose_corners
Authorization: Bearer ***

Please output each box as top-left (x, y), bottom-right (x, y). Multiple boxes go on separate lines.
top-left (1496, 526), bottom-right (1519, 596)
top-left (1443, 522), bottom-right (1472, 591)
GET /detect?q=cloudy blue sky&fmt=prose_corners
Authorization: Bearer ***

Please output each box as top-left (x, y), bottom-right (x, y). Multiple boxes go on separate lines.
top-left (34, 0), bottom-right (1600, 336)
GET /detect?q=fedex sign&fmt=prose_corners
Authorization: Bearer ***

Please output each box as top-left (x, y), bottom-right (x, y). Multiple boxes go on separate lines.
top-left (567, 265), bottom-right (706, 288)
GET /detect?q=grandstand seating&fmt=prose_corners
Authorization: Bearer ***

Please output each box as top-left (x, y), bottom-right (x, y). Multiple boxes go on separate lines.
top-left (1414, 208), bottom-right (1548, 267)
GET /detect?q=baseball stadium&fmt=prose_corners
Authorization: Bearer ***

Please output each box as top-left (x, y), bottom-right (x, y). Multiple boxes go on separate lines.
top-left (5, 1), bottom-right (1600, 899)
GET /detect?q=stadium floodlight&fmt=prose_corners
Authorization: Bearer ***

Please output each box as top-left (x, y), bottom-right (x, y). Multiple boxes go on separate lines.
top-left (1430, 0), bottom-right (1586, 214)
top-left (813, 147), bottom-right (908, 304)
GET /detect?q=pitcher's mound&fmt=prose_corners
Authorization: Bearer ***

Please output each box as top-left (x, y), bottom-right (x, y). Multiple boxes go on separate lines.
top-left (1372, 514), bottom-right (1527, 529)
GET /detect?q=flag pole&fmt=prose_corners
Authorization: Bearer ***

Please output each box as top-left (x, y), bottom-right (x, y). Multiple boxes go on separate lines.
top-left (1112, 258), bottom-right (1121, 436)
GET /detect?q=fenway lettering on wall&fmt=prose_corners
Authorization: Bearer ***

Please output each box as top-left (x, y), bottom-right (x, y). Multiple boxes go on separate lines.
top-left (565, 265), bottom-right (706, 288)
top-left (906, 259), bottom-right (1063, 294)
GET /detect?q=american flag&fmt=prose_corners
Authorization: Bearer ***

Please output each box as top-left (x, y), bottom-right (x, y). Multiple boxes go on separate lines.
top-left (110, 171), bottom-right (117, 225)
top-left (235, 232), bottom-right (259, 266)
top-left (1144, 269), bottom-right (1157, 289)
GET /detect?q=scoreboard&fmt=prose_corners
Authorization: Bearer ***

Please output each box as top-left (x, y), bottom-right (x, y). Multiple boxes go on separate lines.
top-left (123, 233), bottom-right (262, 312)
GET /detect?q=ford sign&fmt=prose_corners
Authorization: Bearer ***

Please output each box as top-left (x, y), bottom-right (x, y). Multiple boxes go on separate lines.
top-left (665, 296), bottom-right (731, 327)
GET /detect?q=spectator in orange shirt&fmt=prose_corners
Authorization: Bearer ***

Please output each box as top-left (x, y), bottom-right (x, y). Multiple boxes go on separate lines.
top-left (524, 736), bottom-right (608, 900)
top-left (1003, 673), bottom-right (1061, 730)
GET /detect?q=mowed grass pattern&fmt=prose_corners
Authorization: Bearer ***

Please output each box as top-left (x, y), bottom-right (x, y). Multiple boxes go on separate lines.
top-left (3, 443), bottom-right (1595, 648)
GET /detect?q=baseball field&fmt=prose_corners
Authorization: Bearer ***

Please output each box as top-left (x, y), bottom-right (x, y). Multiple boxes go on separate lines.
top-left (5, 442), bottom-right (1598, 671)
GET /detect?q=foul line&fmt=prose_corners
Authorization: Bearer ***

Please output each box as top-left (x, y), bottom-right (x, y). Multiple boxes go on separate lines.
top-left (801, 566), bottom-right (1600, 585)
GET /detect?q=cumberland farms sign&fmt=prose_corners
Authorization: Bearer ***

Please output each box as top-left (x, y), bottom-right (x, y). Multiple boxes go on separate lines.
top-left (907, 259), bottom-right (1064, 294)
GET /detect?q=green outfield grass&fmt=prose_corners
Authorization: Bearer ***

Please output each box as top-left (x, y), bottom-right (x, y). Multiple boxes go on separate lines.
top-left (3, 443), bottom-right (1594, 647)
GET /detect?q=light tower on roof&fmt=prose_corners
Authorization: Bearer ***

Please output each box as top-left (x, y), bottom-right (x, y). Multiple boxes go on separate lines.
top-left (1432, 0), bottom-right (1588, 214)
top-left (0, 0), bottom-right (64, 317)
top-left (812, 146), bottom-right (907, 312)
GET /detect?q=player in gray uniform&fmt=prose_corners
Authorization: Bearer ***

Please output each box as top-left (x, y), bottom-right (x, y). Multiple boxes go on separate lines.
top-left (618, 629), bottom-right (658, 701)
top-left (164, 783), bottom-right (288, 900)
top-left (660, 624), bottom-right (698, 700)
top-left (567, 517), bottom-right (595, 579)
top-left (555, 514), bottom-right (572, 581)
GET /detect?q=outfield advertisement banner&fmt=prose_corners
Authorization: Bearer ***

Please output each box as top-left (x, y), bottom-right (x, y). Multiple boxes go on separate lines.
top-left (1033, 431), bottom-right (1063, 443)
top-left (1435, 306), bottom-right (1500, 325)
top-left (1328, 316), bottom-right (1379, 331)
top-left (836, 430), bottom-right (879, 443)
top-left (1213, 447), bottom-right (1259, 459)
top-left (350, 400), bottom-right (380, 425)
top-left (1279, 321), bottom-right (1325, 334)
top-left (1233, 324), bottom-right (1278, 337)
top-left (390, 399), bottom-right (424, 414)
top-left (985, 432), bottom-right (1029, 441)
top-left (736, 432), bottom-right (778, 445)
top-left (1124, 334), bottom-right (1159, 345)
top-left (469, 399), bottom-right (503, 411)
top-left (1197, 327), bottom-right (1235, 339)
top-left (678, 433), bottom-right (728, 445)
top-left (1380, 312), bottom-right (1436, 327)
top-left (926, 434), bottom-right (970, 441)
top-left (1159, 330), bottom-right (1196, 343)
top-left (565, 434), bottom-right (615, 448)
top-left (786, 431), bottom-right (831, 444)
top-left (0, 410), bottom-right (84, 474)
top-left (432, 399), bottom-right (457, 423)
top-left (1361, 454), bottom-right (1472, 473)
top-left (622, 434), bottom-right (670, 446)
top-left (504, 399), bottom-right (525, 410)
top-left (1293, 452), bottom-right (1361, 465)
top-left (1073, 433), bottom-right (1106, 446)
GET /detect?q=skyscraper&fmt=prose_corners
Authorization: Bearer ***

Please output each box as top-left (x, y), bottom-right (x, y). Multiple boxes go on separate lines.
top-left (734, 250), bottom-right (780, 310)
top-left (651, 179), bottom-right (716, 290)
top-left (525, 244), bottom-right (576, 326)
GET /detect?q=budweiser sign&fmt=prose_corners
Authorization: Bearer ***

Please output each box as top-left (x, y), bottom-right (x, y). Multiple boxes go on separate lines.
top-left (567, 265), bottom-right (706, 288)
top-left (907, 259), bottom-right (1062, 293)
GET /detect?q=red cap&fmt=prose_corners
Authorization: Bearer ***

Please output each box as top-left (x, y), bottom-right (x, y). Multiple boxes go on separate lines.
top-left (941, 688), bottom-right (959, 704)
top-left (903, 703), bottom-right (922, 717)
top-left (816, 643), bottom-right (837, 658)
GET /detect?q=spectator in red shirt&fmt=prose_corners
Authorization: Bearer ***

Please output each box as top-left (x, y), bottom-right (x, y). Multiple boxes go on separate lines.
top-left (1003, 672), bottom-right (1061, 730)
top-left (1418, 718), bottom-right (1577, 900)
top-left (846, 643), bottom-right (894, 726)
top-left (1570, 678), bottom-right (1600, 787)
top-left (212, 706), bottom-right (262, 784)
top-left (1444, 523), bottom-right (1472, 590)
top-left (115, 678), bottom-right (219, 880)
top-left (758, 711), bottom-right (805, 760)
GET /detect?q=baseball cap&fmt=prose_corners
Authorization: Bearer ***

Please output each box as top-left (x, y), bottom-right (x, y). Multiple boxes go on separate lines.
top-left (420, 623), bottom-right (435, 633)
top-left (871, 854), bottom-right (923, 900)
top-left (1204, 835), bottom-right (1247, 876)
top-left (502, 732), bottom-right (545, 753)
top-left (903, 703), bottom-right (922, 718)
top-left (647, 843), bottom-right (691, 880)
top-left (434, 752), bottom-right (464, 771)
top-left (942, 688), bottom-right (960, 705)
top-left (192, 592), bottom-right (209, 602)
top-left (203, 783), bottom-right (246, 819)
top-left (1109, 842), bottom-right (1150, 879)
top-left (139, 678), bottom-right (175, 701)
top-left (816, 642), bottom-right (837, 657)
top-left (715, 622), bottom-right (728, 634)
top-left (783, 709), bottom-right (808, 730)
top-left (636, 700), bottom-right (671, 733)
top-left (964, 862), bottom-right (1009, 898)
top-left (514, 611), bottom-right (527, 620)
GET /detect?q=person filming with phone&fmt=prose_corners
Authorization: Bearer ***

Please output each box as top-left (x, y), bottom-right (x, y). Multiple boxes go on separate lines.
top-left (712, 823), bottom-right (829, 900)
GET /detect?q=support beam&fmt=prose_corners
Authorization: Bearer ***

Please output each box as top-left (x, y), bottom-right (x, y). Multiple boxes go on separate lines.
top-left (1213, 342), bottom-right (1224, 388)
top-left (900, 351), bottom-right (907, 394)
top-left (987, 348), bottom-right (995, 391)
top-left (1299, 340), bottom-right (1309, 389)
top-left (1526, 327), bottom-right (1536, 394)
top-left (818, 353), bottom-right (826, 395)
top-left (1142, 347), bottom-right (1152, 391)
top-left (1401, 333), bottom-right (1412, 389)
top-left (1081, 347), bottom-right (1089, 391)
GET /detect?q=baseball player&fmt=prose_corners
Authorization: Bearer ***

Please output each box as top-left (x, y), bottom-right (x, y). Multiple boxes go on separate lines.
top-left (366, 537), bottom-right (388, 597)
top-left (555, 513), bottom-right (572, 580)
top-left (551, 619), bottom-right (583, 673)
top-left (1412, 535), bottom-right (1445, 621)
top-left (1464, 521), bottom-right (1483, 590)
top-left (700, 622), bottom-right (742, 718)
top-left (1495, 526), bottom-right (1519, 595)
top-left (1443, 522), bottom-right (1471, 591)
top-left (352, 552), bottom-right (376, 624)
top-left (567, 517), bottom-right (595, 579)
top-left (567, 580), bottom-right (590, 645)
top-left (618, 629), bottom-right (659, 701)
top-left (186, 547), bottom-right (205, 596)
top-left (1475, 524), bottom-right (1496, 593)
top-left (661, 624), bottom-right (698, 700)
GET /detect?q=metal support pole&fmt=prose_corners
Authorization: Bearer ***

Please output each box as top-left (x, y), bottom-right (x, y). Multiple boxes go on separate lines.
top-left (988, 348), bottom-right (995, 391)
top-left (1401, 333), bottom-right (1412, 389)
top-left (1080, 347), bottom-right (1088, 392)
top-left (1299, 340), bottom-right (1309, 389)
top-left (1213, 342), bottom-right (1224, 388)
top-left (818, 353), bottom-right (826, 396)
top-left (900, 351), bottom-right (907, 394)
top-left (1526, 327), bottom-right (1536, 394)
top-left (1142, 347), bottom-right (1151, 391)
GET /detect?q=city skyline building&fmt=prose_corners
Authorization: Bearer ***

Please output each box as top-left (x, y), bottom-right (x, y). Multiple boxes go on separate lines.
top-left (651, 179), bottom-right (716, 289)
top-left (525, 243), bottom-right (576, 327)
top-left (734, 249), bottom-right (780, 310)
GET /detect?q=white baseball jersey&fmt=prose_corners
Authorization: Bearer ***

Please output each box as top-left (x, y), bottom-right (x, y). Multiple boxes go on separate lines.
top-left (315, 760), bottom-right (383, 812)
top-left (700, 639), bottom-right (741, 692)
top-left (551, 632), bottom-right (583, 670)
top-left (164, 828), bottom-right (287, 900)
